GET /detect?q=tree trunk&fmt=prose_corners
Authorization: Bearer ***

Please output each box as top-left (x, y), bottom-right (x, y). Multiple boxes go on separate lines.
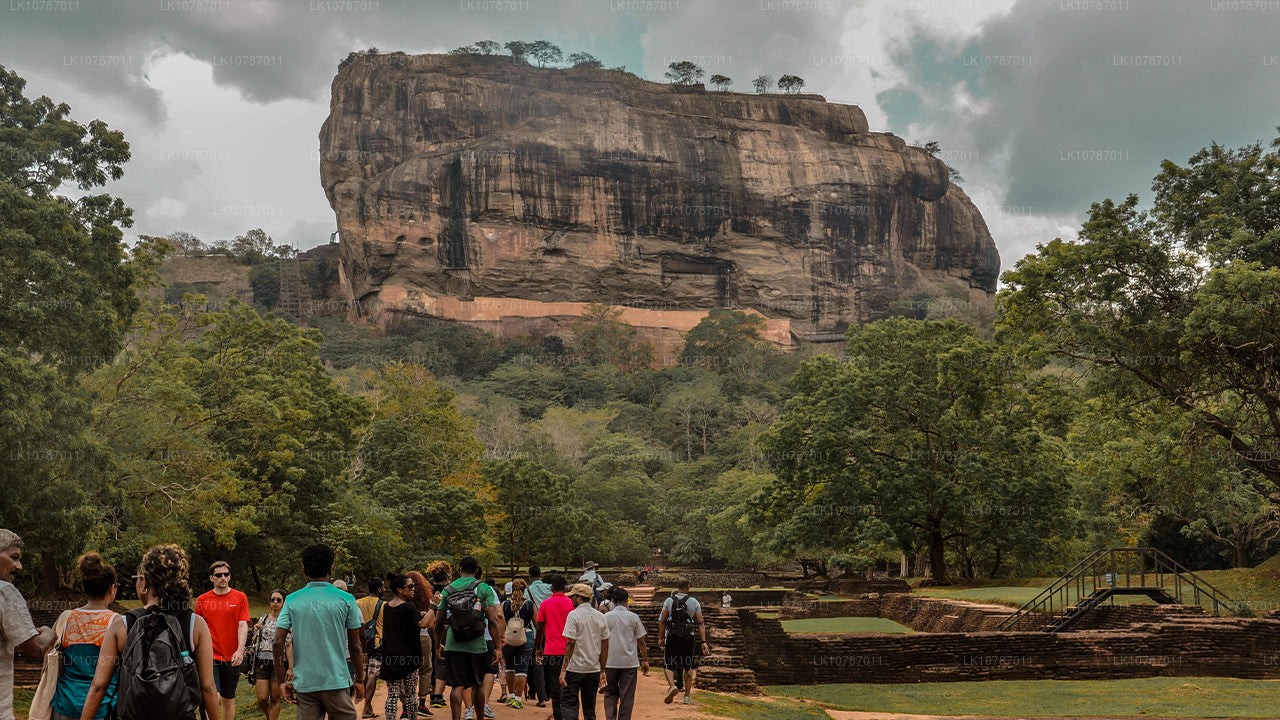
top-left (1235, 541), bottom-right (1250, 569)
top-left (37, 550), bottom-right (61, 596)
top-left (928, 526), bottom-right (947, 582)
top-left (250, 564), bottom-right (263, 594)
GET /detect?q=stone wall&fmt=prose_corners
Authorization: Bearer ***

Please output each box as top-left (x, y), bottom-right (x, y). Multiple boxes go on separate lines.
top-left (737, 610), bottom-right (1280, 684)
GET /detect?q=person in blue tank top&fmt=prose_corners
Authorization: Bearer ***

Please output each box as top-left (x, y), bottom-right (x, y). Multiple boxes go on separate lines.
top-left (51, 553), bottom-right (119, 720)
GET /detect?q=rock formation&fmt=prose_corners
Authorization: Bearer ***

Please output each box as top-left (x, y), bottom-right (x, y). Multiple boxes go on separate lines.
top-left (319, 53), bottom-right (1000, 352)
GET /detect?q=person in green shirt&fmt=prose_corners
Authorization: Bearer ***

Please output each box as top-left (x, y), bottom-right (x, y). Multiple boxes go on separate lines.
top-left (274, 543), bottom-right (366, 720)
top-left (432, 556), bottom-right (504, 720)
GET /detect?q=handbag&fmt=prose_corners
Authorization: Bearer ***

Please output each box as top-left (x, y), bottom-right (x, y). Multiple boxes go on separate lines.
top-left (240, 615), bottom-right (266, 678)
top-left (28, 610), bottom-right (70, 720)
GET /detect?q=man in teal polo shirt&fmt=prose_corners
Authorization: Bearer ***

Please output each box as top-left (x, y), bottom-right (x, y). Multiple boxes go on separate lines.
top-left (275, 543), bottom-right (366, 720)
top-left (433, 556), bottom-right (504, 720)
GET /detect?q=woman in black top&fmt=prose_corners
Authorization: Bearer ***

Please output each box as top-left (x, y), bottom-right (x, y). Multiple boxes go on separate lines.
top-left (380, 574), bottom-right (428, 720)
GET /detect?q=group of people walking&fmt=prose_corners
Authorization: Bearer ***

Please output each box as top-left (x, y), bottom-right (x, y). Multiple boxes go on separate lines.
top-left (0, 530), bottom-right (714, 720)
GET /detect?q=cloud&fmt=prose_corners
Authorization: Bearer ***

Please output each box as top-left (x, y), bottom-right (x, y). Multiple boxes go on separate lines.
top-left (882, 0), bottom-right (1280, 265)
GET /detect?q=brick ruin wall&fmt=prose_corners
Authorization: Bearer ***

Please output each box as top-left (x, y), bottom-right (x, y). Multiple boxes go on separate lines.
top-left (737, 610), bottom-right (1280, 684)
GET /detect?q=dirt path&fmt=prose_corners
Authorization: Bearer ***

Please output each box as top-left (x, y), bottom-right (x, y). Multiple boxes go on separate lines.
top-left (363, 665), bottom-right (705, 720)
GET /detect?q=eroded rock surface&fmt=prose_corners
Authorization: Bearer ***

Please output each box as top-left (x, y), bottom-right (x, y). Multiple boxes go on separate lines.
top-left (320, 53), bottom-right (1000, 344)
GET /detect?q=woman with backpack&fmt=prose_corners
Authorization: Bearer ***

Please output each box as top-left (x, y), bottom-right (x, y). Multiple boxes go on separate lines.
top-left (48, 553), bottom-right (119, 720)
top-left (78, 544), bottom-right (222, 720)
top-left (499, 579), bottom-right (535, 710)
top-left (380, 574), bottom-right (428, 720)
top-left (248, 589), bottom-right (290, 720)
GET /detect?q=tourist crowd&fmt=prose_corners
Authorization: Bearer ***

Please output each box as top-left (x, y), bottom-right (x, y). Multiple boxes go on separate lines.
top-left (0, 529), bottom-right (710, 720)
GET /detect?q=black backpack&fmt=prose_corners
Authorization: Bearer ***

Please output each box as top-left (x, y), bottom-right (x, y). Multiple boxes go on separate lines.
top-left (116, 607), bottom-right (202, 720)
top-left (362, 599), bottom-right (385, 654)
top-left (445, 579), bottom-right (487, 642)
top-left (668, 593), bottom-right (695, 640)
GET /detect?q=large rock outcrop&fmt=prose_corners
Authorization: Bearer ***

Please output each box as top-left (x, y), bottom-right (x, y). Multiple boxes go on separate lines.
top-left (320, 53), bottom-right (1000, 351)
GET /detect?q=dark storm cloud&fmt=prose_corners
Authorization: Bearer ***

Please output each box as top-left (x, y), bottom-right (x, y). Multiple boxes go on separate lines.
top-left (886, 0), bottom-right (1280, 215)
top-left (0, 0), bottom-right (647, 121)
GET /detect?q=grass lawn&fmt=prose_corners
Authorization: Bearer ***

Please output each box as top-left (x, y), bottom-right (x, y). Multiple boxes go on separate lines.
top-left (912, 585), bottom-right (1047, 607)
top-left (781, 616), bottom-right (914, 634)
top-left (768, 677), bottom-right (1280, 717)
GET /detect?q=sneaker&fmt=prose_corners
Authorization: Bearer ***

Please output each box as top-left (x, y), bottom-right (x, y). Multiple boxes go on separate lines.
top-left (664, 685), bottom-right (679, 704)
top-left (430, 695), bottom-right (447, 709)
top-left (418, 699), bottom-right (434, 716)
top-left (484, 704), bottom-right (496, 718)
top-left (509, 696), bottom-right (524, 709)
top-left (683, 695), bottom-right (695, 705)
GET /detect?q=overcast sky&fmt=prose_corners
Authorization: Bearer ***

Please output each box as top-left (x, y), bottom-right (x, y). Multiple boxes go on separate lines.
top-left (4, 0), bottom-right (1280, 274)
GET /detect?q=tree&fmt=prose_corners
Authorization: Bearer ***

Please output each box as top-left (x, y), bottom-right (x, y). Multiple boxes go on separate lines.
top-left (474, 40), bottom-right (501, 55)
top-left (777, 74), bottom-right (805, 94)
top-left (0, 64), bottom-right (145, 592)
top-left (752, 75), bottom-right (772, 94)
top-left (528, 40), bottom-right (563, 67)
top-left (761, 319), bottom-right (1070, 581)
top-left (570, 304), bottom-right (654, 372)
top-left (248, 263), bottom-right (280, 308)
top-left (999, 132), bottom-right (1280, 494)
top-left (449, 45), bottom-right (479, 55)
top-left (709, 74), bottom-right (732, 92)
top-left (161, 231), bottom-right (205, 256)
top-left (679, 307), bottom-right (771, 374)
top-left (485, 458), bottom-right (583, 569)
top-left (505, 41), bottom-right (530, 64)
top-left (355, 363), bottom-right (486, 563)
top-left (230, 227), bottom-right (292, 264)
top-left (568, 52), bottom-right (602, 70)
top-left (664, 61), bottom-right (704, 85)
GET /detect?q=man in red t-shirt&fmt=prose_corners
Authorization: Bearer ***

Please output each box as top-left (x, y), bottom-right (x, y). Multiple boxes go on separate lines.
top-left (535, 573), bottom-right (574, 720)
top-left (195, 560), bottom-right (250, 720)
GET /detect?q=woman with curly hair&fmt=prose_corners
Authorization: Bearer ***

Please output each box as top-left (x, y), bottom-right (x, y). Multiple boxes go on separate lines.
top-left (78, 545), bottom-right (222, 720)
top-left (404, 571), bottom-right (436, 717)
top-left (424, 561), bottom-right (451, 709)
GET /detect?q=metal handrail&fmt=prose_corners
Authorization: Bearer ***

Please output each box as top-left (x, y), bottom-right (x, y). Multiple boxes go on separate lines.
top-left (996, 547), bottom-right (1236, 632)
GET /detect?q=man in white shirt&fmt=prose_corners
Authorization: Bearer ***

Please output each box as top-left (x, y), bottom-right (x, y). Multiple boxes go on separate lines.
top-left (0, 530), bottom-right (55, 720)
top-left (601, 588), bottom-right (648, 720)
top-left (559, 584), bottom-right (609, 720)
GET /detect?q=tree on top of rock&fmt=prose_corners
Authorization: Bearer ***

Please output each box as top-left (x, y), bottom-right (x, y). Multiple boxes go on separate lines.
top-left (505, 40), bottom-right (529, 63)
top-left (569, 52), bottom-right (602, 69)
top-left (528, 40), bottom-right (563, 67)
top-left (709, 74), bottom-right (732, 92)
top-left (752, 74), bottom-right (772, 94)
top-left (664, 61), bottom-right (704, 85)
top-left (474, 40), bottom-right (501, 55)
top-left (777, 74), bottom-right (805, 94)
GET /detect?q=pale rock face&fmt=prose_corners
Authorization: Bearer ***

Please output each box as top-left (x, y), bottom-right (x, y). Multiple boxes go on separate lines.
top-left (320, 53), bottom-right (1000, 345)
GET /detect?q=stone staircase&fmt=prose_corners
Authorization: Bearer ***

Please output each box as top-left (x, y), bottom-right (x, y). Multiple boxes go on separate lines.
top-left (631, 603), bottom-right (759, 693)
top-left (628, 585), bottom-right (657, 604)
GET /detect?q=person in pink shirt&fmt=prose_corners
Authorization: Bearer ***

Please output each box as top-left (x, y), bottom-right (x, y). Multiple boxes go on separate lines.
top-left (534, 574), bottom-right (573, 720)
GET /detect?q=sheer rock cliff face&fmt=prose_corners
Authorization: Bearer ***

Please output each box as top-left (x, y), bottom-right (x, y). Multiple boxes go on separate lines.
top-left (320, 54), bottom-right (1000, 349)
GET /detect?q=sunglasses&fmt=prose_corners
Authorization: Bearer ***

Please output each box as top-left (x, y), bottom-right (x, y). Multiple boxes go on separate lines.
top-left (270, 597), bottom-right (284, 603)
top-left (213, 572), bottom-right (230, 578)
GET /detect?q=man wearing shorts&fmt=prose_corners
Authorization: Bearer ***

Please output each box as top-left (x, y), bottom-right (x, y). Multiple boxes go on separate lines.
top-left (195, 560), bottom-right (250, 720)
top-left (433, 556), bottom-right (504, 720)
top-left (657, 578), bottom-right (707, 706)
